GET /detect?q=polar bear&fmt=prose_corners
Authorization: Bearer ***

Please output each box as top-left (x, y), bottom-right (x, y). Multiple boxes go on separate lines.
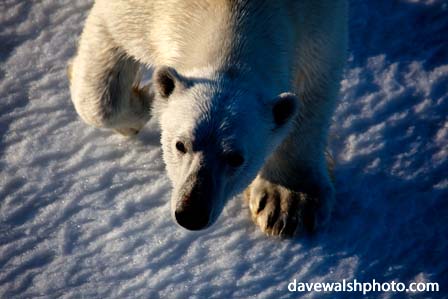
top-left (69, 0), bottom-right (347, 237)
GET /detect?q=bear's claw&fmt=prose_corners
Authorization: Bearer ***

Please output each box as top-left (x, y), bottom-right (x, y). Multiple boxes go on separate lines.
top-left (245, 176), bottom-right (332, 237)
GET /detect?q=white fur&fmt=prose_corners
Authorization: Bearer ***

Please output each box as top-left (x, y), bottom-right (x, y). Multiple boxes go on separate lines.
top-left (69, 0), bottom-right (347, 235)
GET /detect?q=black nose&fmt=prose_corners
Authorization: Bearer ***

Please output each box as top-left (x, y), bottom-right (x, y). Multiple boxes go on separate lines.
top-left (175, 203), bottom-right (210, 231)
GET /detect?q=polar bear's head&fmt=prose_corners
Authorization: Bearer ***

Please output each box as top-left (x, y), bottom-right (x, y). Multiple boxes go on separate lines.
top-left (152, 66), bottom-right (300, 231)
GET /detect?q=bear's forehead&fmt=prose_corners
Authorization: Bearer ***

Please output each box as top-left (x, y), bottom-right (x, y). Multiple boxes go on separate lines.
top-left (190, 81), bottom-right (260, 114)
top-left (189, 103), bottom-right (254, 152)
top-left (179, 79), bottom-right (261, 151)
top-left (191, 109), bottom-right (241, 150)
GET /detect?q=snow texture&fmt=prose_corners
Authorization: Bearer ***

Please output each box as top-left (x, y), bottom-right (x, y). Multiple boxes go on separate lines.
top-left (0, 1), bottom-right (447, 298)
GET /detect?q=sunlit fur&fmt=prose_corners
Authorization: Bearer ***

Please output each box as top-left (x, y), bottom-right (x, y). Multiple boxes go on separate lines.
top-left (153, 69), bottom-right (298, 224)
top-left (69, 0), bottom-right (347, 233)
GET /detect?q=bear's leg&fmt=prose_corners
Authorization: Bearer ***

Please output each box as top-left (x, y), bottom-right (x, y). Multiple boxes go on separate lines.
top-left (68, 7), bottom-right (152, 136)
top-left (245, 88), bottom-right (336, 237)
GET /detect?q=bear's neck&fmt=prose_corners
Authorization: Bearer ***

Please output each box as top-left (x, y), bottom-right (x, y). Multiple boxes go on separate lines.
top-left (168, 1), bottom-right (297, 93)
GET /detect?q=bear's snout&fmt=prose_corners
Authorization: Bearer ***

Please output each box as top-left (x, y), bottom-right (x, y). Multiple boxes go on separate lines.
top-left (175, 197), bottom-right (210, 231)
top-left (174, 172), bottom-right (213, 231)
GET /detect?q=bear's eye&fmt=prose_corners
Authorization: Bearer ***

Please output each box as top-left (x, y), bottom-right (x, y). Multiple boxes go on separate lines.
top-left (225, 152), bottom-right (245, 168)
top-left (175, 141), bottom-right (187, 154)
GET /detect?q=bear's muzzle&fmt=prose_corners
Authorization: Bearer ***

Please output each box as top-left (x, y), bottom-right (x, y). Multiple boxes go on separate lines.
top-left (174, 168), bottom-right (214, 230)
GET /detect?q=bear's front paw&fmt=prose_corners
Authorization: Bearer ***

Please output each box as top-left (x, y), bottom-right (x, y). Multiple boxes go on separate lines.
top-left (114, 127), bottom-right (141, 136)
top-left (245, 176), bottom-right (333, 237)
top-left (112, 84), bottom-right (154, 137)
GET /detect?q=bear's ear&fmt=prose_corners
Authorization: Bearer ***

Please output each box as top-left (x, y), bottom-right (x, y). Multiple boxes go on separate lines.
top-left (272, 92), bottom-right (300, 127)
top-left (153, 66), bottom-right (187, 98)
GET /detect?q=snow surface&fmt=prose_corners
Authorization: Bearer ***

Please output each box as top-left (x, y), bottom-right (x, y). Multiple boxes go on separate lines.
top-left (0, 1), bottom-right (447, 298)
